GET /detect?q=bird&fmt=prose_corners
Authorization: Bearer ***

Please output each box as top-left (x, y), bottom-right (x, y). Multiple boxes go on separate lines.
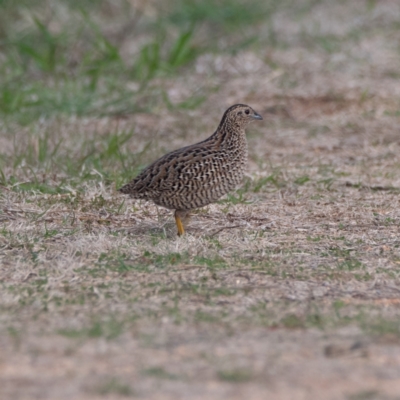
top-left (118, 104), bottom-right (263, 236)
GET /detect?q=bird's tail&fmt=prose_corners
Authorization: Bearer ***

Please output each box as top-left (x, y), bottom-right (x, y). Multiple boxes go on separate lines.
top-left (117, 183), bottom-right (132, 194)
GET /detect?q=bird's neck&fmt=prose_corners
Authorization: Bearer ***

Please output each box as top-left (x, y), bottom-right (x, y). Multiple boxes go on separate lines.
top-left (213, 121), bottom-right (247, 151)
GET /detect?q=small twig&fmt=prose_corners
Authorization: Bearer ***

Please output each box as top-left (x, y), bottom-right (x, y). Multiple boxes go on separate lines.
top-left (78, 216), bottom-right (112, 223)
top-left (10, 181), bottom-right (31, 188)
top-left (151, 284), bottom-right (278, 295)
top-left (3, 207), bottom-right (41, 214)
top-left (209, 224), bottom-right (243, 237)
top-left (344, 182), bottom-right (400, 192)
top-left (340, 224), bottom-right (399, 230)
top-left (176, 265), bottom-right (209, 271)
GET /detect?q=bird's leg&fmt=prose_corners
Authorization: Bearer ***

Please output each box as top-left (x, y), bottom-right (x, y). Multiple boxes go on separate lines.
top-left (181, 212), bottom-right (191, 226)
top-left (175, 210), bottom-right (185, 236)
top-left (174, 210), bottom-right (189, 236)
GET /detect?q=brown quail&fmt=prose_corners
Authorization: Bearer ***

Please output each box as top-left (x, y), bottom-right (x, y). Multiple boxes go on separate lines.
top-left (119, 104), bottom-right (263, 235)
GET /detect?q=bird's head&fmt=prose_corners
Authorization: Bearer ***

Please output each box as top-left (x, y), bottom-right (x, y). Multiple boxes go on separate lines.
top-left (220, 104), bottom-right (263, 129)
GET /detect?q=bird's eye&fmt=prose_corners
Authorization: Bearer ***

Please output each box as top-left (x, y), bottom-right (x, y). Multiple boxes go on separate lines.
top-left (245, 109), bottom-right (250, 115)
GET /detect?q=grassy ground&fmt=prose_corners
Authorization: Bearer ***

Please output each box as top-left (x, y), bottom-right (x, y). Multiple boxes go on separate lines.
top-left (1, 0), bottom-right (400, 399)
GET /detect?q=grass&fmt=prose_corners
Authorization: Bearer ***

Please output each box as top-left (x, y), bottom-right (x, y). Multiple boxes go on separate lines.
top-left (94, 377), bottom-right (134, 397)
top-left (2, 0), bottom-right (400, 399)
top-left (347, 391), bottom-right (381, 400)
top-left (142, 366), bottom-right (179, 380)
top-left (0, 0), bottom-right (273, 126)
top-left (58, 317), bottom-right (126, 340)
top-left (217, 369), bottom-right (253, 383)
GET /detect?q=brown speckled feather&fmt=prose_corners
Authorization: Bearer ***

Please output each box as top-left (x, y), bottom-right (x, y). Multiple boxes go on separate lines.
top-left (119, 104), bottom-right (263, 234)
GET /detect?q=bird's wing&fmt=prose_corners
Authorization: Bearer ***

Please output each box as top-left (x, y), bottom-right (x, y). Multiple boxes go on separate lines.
top-left (157, 150), bottom-right (227, 192)
top-left (119, 143), bottom-right (224, 195)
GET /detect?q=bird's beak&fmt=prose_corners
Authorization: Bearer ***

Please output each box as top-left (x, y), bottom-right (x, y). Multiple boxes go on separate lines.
top-left (252, 112), bottom-right (263, 120)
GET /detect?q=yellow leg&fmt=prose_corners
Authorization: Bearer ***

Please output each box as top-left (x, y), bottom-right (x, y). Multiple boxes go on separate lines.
top-left (175, 214), bottom-right (185, 236)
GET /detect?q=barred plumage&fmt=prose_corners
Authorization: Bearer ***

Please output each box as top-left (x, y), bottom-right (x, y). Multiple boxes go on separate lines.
top-left (119, 104), bottom-right (263, 235)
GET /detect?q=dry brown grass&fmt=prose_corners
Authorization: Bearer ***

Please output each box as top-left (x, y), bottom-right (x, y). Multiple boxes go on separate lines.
top-left (1, 1), bottom-right (400, 399)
